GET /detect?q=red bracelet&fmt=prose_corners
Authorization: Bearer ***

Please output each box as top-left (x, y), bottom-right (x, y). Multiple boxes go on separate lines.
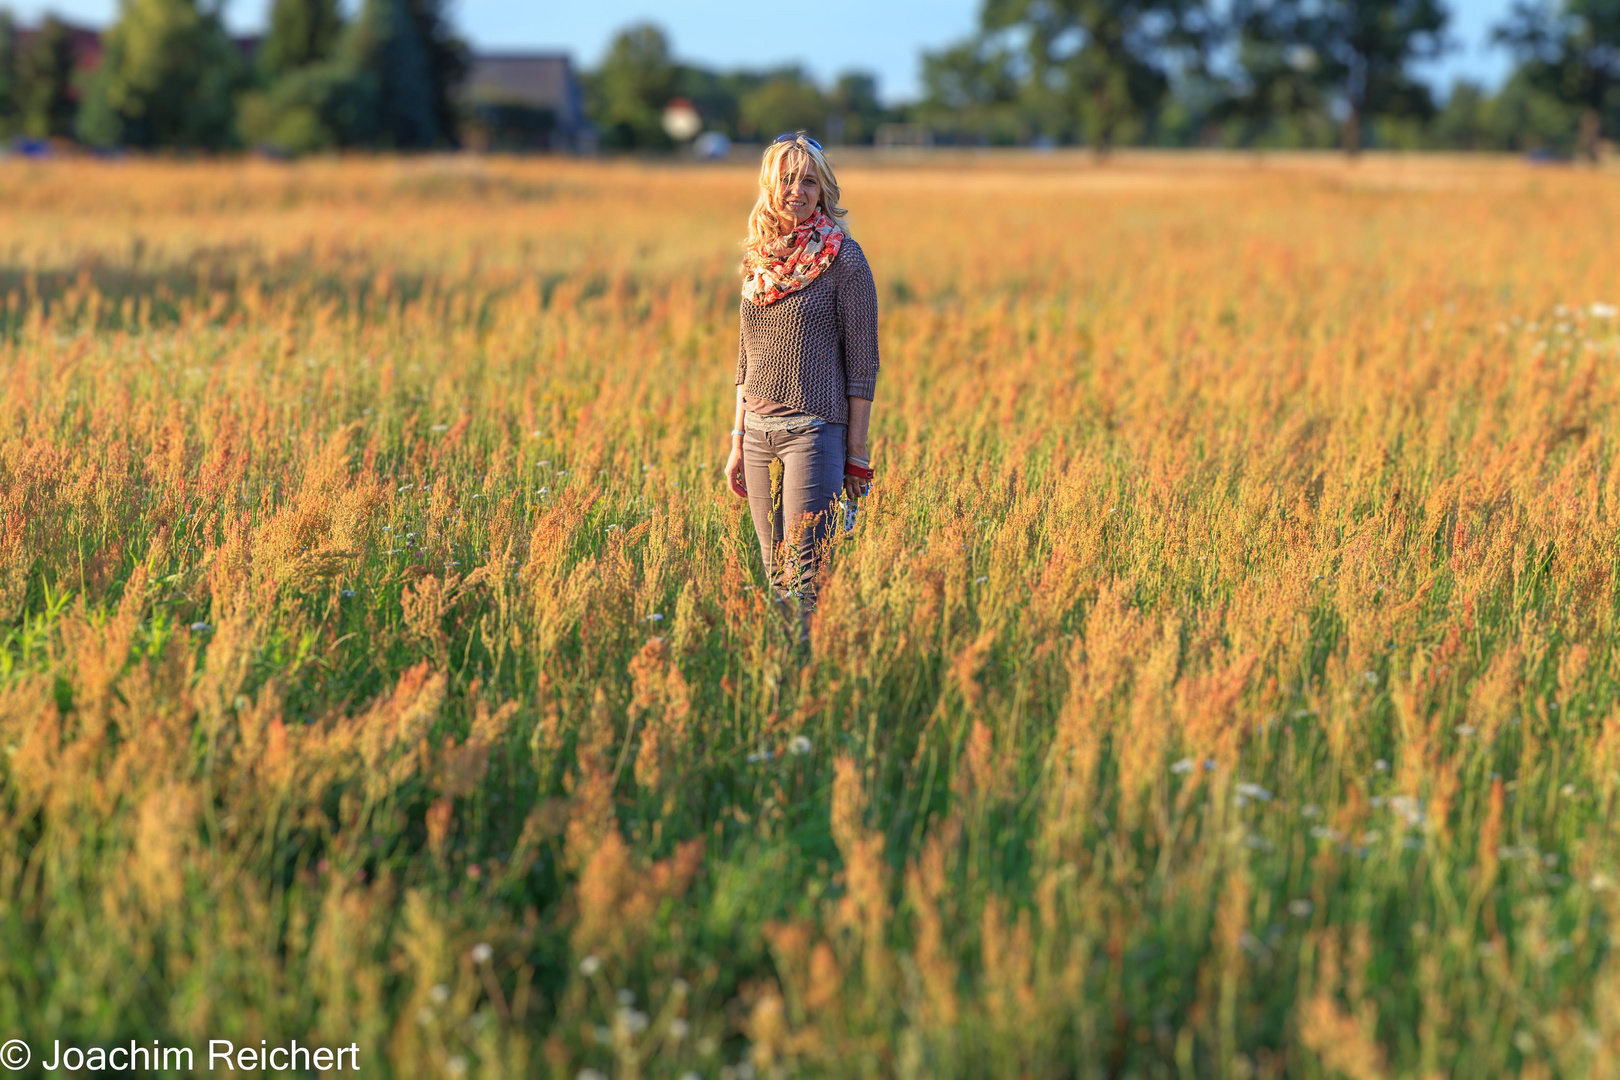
top-left (844, 460), bottom-right (874, 480)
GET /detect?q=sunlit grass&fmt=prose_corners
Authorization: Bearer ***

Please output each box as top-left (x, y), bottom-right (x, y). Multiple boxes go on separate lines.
top-left (2, 152), bottom-right (1619, 1078)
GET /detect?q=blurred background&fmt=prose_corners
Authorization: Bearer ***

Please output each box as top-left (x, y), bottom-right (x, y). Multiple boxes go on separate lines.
top-left (0, 0), bottom-right (1614, 159)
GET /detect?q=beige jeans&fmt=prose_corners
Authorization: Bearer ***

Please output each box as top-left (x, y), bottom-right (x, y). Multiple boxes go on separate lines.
top-left (741, 419), bottom-right (846, 614)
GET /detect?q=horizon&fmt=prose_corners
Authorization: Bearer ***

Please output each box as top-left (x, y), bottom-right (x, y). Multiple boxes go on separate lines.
top-left (6, 0), bottom-right (1517, 104)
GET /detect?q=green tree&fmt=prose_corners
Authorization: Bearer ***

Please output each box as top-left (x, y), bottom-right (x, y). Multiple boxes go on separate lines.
top-left (17, 15), bottom-right (78, 139)
top-left (340, 0), bottom-right (466, 148)
top-left (586, 22), bottom-right (678, 148)
top-left (827, 72), bottom-right (889, 144)
top-left (977, 0), bottom-right (1218, 152)
top-left (1236, 0), bottom-right (1450, 154)
top-left (0, 9), bottom-right (16, 136)
top-left (260, 0), bottom-right (343, 79)
top-left (738, 68), bottom-right (829, 141)
top-left (1495, 0), bottom-right (1620, 160)
top-left (77, 0), bottom-right (243, 149)
top-left (918, 36), bottom-right (1032, 144)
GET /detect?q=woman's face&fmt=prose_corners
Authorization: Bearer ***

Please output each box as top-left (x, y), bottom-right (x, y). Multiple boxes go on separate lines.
top-left (778, 164), bottom-right (822, 225)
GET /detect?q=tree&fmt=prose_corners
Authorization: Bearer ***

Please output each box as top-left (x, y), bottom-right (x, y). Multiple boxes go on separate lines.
top-left (260, 0), bottom-right (343, 79)
top-left (17, 15), bottom-right (78, 139)
top-left (917, 36), bottom-right (1031, 144)
top-left (0, 10), bottom-right (16, 135)
top-left (339, 0), bottom-right (466, 148)
top-left (738, 68), bottom-right (830, 141)
top-left (77, 0), bottom-right (243, 149)
top-left (586, 22), bottom-right (679, 148)
top-left (1495, 0), bottom-right (1620, 160)
top-left (976, 0), bottom-right (1218, 152)
top-left (1236, 0), bottom-right (1450, 154)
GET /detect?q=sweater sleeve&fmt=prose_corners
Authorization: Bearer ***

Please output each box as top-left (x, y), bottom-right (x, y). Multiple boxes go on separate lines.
top-left (838, 242), bottom-right (880, 400)
top-left (735, 306), bottom-right (747, 386)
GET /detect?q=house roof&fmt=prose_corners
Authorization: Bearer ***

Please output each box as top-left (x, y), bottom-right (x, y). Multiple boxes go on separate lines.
top-left (462, 54), bottom-right (583, 129)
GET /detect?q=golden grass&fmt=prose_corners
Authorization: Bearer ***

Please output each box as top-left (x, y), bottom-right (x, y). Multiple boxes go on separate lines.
top-left (2, 152), bottom-right (1619, 1077)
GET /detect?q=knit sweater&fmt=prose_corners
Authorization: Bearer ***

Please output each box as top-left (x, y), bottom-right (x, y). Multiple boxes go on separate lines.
top-left (735, 238), bottom-right (880, 425)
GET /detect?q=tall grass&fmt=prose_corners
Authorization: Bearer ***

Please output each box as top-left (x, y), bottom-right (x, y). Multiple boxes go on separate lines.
top-left (2, 153), bottom-right (1619, 1078)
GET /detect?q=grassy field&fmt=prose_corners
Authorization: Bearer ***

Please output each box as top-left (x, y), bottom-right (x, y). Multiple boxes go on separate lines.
top-left (2, 152), bottom-right (1619, 1078)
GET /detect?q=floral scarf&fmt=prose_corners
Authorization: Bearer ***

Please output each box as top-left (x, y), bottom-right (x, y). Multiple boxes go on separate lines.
top-left (742, 211), bottom-right (845, 307)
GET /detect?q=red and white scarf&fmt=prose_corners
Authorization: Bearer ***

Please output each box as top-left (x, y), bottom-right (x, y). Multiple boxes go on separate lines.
top-left (742, 211), bottom-right (844, 307)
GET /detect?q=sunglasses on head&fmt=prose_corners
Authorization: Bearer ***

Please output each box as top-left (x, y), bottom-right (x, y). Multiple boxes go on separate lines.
top-left (774, 132), bottom-right (823, 151)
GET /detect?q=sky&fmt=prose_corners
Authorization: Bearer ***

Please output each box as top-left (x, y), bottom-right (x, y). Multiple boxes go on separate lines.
top-left (9, 0), bottom-right (1515, 104)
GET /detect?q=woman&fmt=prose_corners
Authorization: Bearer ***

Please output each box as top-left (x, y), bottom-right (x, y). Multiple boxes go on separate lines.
top-left (723, 132), bottom-right (879, 640)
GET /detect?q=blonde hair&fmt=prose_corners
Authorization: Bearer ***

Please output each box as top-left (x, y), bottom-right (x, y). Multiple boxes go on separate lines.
top-left (743, 134), bottom-right (849, 268)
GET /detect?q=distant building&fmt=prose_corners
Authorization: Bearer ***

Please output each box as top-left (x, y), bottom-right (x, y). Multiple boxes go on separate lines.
top-left (13, 19), bottom-right (102, 73)
top-left (460, 53), bottom-right (590, 152)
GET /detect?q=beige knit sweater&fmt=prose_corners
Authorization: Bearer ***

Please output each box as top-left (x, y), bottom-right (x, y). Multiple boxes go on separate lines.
top-left (734, 239), bottom-right (880, 425)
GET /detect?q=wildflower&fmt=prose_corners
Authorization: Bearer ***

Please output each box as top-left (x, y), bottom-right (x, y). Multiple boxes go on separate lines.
top-left (615, 988), bottom-right (635, 1005)
top-left (447, 1057), bottom-right (468, 1077)
top-left (1561, 783), bottom-right (1576, 796)
top-left (471, 943), bottom-right (493, 964)
top-left (577, 1070), bottom-right (607, 1080)
top-left (341, 589), bottom-right (356, 598)
top-left (579, 955), bottom-right (602, 976)
top-left (1387, 795), bottom-right (1425, 826)
top-left (1235, 781), bottom-right (1273, 802)
top-left (973, 575), bottom-right (988, 584)
top-left (671, 978), bottom-right (690, 996)
top-left (1301, 803), bottom-right (1322, 818)
top-left (190, 622), bottom-right (212, 632)
top-left (621, 1008), bottom-right (649, 1033)
top-left (788, 735), bottom-right (812, 756)
top-left (431, 424), bottom-right (449, 432)
top-left (1287, 898), bottom-right (1313, 918)
top-left (429, 983), bottom-right (450, 1004)
top-left (642, 613), bottom-right (664, 622)
top-left (746, 749), bottom-right (773, 764)
top-left (1455, 724), bottom-right (1477, 737)
top-left (399, 484), bottom-right (413, 491)
top-left (537, 487), bottom-right (548, 494)
top-left (1374, 759), bottom-right (1389, 771)
top-left (1590, 302), bottom-right (1617, 318)
top-left (669, 1018), bottom-right (691, 1040)
top-left (1170, 758), bottom-right (1195, 774)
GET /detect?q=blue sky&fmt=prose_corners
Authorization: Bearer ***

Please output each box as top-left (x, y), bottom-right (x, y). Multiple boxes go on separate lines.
top-left (10, 0), bottom-right (1514, 103)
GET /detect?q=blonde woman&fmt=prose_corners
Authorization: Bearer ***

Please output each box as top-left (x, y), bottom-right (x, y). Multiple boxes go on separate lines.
top-left (723, 132), bottom-right (879, 639)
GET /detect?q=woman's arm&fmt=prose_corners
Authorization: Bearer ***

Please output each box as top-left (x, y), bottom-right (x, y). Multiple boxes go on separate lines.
top-left (844, 396), bottom-right (872, 499)
top-left (838, 244), bottom-right (879, 499)
top-left (724, 384), bottom-right (748, 498)
top-left (846, 396), bottom-right (872, 460)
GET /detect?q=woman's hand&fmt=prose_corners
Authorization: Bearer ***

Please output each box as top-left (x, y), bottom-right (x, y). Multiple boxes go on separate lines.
top-left (724, 440), bottom-right (748, 499)
top-left (844, 441), bottom-right (870, 501)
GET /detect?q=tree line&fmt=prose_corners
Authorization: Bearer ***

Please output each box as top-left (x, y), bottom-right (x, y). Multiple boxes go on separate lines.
top-left (594, 0), bottom-right (1620, 159)
top-left (0, 0), bottom-right (1615, 156)
top-left (0, 0), bottom-right (465, 151)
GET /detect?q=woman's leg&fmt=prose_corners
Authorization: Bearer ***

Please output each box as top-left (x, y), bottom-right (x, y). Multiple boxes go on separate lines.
top-left (776, 424), bottom-right (846, 613)
top-left (742, 427), bottom-right (786, 597)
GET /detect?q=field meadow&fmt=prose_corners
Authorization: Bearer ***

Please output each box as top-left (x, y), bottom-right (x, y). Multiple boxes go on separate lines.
top-left (2, 152), bottom-right (1620, 1078)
